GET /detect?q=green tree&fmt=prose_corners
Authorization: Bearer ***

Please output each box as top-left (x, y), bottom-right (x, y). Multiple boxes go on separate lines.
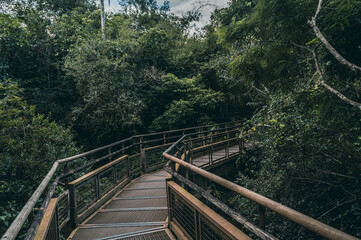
top-left (0, 80), bottom-right (79, 235)
top-left (206, 0), bottom-right (361, 237)
top-left (64, 36), bottom-right (144, 145)
top-left (150, 74), bottom-right (224, 130)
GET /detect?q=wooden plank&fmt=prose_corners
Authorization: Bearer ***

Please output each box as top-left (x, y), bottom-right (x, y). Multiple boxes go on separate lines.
top-left (34, 198), bottom-right (58, 240)
top-left (68, 155), bottom-right (128, 186)
top-left (167, 181), bottom-right (251, 240)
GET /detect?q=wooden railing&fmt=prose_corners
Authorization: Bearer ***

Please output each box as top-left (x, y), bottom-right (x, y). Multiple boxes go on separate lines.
top-left (163, 132), bottom-right (360, 240)
top-left (1, 121), bottom-right (239, 240)
top-left (67, 155), bottom-right (129, 227)
top-left (167, 180), bottom-right (250, 240)
top-left (34, 199), bottom-right (59, 240)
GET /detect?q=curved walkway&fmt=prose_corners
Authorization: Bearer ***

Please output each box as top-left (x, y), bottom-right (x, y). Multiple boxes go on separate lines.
top-left (68, 145), bottom-right (239, 240)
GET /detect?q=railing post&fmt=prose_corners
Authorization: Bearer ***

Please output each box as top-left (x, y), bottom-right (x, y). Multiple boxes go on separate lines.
top-left (170, 160), bottom-right (175, 172)
top-left (96, 175), bottom-right (100, 199)
top-left (259, 205), bottom-right (266, 230)
top-left (184, 143), bottom-right (188, 163)
top-left (141, 150), bottom-right (146, 174)
top-left (201, 127), bottom-right (205, 146)
top-left (68, 185), bottom-right (77, 229)
top-left (108, 147), bottom-right (111, 161)
top-left (140, 137), bottom-right (146, 174)
top-left (126, 156), bottom-right (130, 178)
top-left (195, 211), bottom-right (199, 239)
top-left (62, 162), bottom-right (72, 235)
top-left (226, 129), bottom-right (230, 159)
top-left (52, 204), bottom-right (60, 240)
top-left (210, 132), bottom-right (214, 165)
top-left (189, 140), bottom-right (193, 165)
top-left (113, 165), bottom-right (117, 185)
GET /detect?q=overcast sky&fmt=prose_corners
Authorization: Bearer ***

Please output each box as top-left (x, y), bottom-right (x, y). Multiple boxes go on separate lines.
top-left (105, 0), bottom-right (230, 29)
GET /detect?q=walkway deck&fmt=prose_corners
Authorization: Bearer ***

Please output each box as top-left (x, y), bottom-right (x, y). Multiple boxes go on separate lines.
top-left (68, 145), bottom-right (239, 240)
top-left (192, 145), bottom-right (239, 167)
top-left (68, 169), bottom-right (173, 240)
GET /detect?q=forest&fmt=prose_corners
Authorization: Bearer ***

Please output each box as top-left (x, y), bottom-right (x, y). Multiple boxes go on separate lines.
top-left (0, 0), bottom-right (360, 238)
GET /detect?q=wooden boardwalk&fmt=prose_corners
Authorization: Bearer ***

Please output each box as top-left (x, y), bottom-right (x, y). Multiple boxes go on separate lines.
top-left (68, 145), bottom-right (239, 240)
top-left (192, 145), bottom-right (239, 167)
top-left (68, 169), bottom-right (173, 240)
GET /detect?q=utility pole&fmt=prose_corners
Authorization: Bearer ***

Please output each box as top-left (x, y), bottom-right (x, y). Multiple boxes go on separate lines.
top-left (100, 0), bottom-right (105, 40)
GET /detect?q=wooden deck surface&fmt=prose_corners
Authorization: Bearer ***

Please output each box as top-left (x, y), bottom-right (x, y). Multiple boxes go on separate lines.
top-left (68, 145), bottom-right (240, 240)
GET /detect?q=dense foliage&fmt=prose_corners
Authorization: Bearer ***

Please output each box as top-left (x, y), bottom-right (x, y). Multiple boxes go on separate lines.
top-left (1, 0), bottom-right (360, 238)
top-left (210, 0), bottom-right (361, 238)
top-left (0, 81), bottom-right (79, 233)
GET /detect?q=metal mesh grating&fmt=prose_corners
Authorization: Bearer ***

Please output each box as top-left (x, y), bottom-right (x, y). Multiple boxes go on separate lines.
top-left (46, 209), bottom-right (58, 240)
top-left (76, 178), bottom-right (97, 214)
top-left (145, 148), bottom-right (165, 166)
top-left (86, 210), bottom-right (168, 224)
top-left (119, 188), bottom-right (166, 198)
top-left (129, 154), bottom-right (141, 172)
top-left (120, 230), bottom-right (171, 240)
top-left (71, 226), bottom-right (155, 240)
top-left (57, 191), bottom-right (69, 229)
top-left (99, 168), bottom-right (115, 195)
top-left (104, 198), bottom-right (167, 209)
top-left (125, 181), bottom-right (165, 189)
top-left (200, 216), bottom-right (231, 240)
top-left (171, 191), bottom-right (196, 239)
top-left (116, 161), bottom-right (127, 183)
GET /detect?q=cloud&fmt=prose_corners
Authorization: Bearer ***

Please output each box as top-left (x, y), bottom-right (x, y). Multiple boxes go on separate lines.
top-left (105, 0), bottom-right (230, 27)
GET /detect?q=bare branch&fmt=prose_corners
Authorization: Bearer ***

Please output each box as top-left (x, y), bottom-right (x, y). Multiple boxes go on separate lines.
top-left (312, 50), bottom-right (361, 110)
top-left (308, 20), bottom-right (361, 72)
top-left (319, 198), bottom-right (358, 219)
top-left (319, 170), bottom-right (357, 179)
top-left (314, 0), bottom-right (323, 21)
top-left (308, 0), bottom-right (361, 72)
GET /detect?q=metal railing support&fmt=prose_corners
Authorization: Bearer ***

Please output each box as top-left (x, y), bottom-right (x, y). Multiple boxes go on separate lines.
top-left (163, 151), bottom-right (359, 240)
top-left (68, 185), bottom-right (77, 229)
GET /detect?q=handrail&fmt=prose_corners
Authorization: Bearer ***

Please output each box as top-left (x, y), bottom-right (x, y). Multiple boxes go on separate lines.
top-left (1, 121), bottom-right (238, 240)
top-left (163, 150), bottom-right (359, 240)
top-left (131, 121), bottom-right (238, 138)
top-left (167, 181), bottom-right (251, 240)
top-left (67, 155), bottom-right (130, 227)
top-left (165, 167), bottom-right (276, 240)
top-left (1, 162), bottom-right (60, 240)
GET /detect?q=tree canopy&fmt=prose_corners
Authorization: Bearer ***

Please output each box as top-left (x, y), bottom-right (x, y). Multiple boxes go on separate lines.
top-left (1, 0), bottom-right (360, 238)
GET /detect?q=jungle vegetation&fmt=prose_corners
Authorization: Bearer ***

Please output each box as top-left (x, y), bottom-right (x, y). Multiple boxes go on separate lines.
top-left (0, 0), bottom-right (360, 238)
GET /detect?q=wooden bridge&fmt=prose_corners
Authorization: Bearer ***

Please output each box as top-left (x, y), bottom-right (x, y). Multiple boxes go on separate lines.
top-left (1, 122), bottom-right (359, 240)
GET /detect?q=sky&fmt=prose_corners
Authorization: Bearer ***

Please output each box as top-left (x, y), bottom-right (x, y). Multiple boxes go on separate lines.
top-left (105, 0), bottom-right (230, 29)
